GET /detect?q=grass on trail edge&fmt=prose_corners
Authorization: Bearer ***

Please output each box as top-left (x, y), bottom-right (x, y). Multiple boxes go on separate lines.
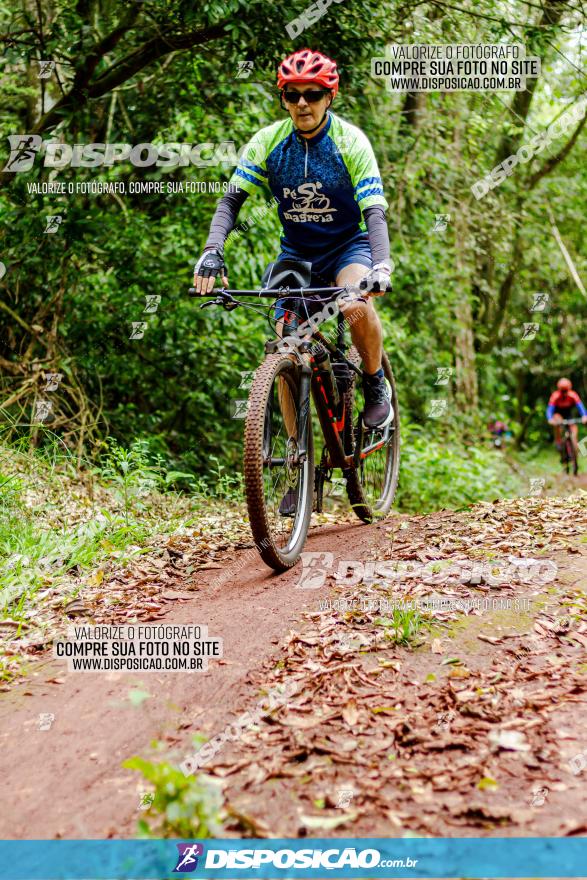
top-left (0, 438), bottom-right (248, 681)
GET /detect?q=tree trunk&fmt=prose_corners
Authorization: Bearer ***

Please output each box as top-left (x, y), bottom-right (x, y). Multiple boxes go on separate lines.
top-left (453, 116), bottom-right (478, 410)
top-left (454, 281), bottom-right (478, 409)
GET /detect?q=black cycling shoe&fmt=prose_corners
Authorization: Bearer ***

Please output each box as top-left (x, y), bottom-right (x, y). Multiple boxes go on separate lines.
top-left (279, 488), bottom-right (298, 517)
top-left (363, 369), bottom-right (394, 429)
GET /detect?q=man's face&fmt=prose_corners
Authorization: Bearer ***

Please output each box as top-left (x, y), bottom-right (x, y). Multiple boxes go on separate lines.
top-left (284, 82), bottom-right (331, 133)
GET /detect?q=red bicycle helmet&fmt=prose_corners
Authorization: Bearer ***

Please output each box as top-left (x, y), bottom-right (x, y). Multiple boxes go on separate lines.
top-left (277, 49), bottom-right (339, 97)
top-left (557, 377), bottom-right (573, 391)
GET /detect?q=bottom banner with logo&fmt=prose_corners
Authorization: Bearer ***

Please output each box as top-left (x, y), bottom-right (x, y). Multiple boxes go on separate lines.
top-left (0, 837), bottom-right (586, 879)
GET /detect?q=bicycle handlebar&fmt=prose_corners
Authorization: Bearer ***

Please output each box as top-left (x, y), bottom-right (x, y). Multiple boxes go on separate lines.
top-left (559, 418), bottom-right (584, 425)
top-left (188, 286), bottom-right (347, 298)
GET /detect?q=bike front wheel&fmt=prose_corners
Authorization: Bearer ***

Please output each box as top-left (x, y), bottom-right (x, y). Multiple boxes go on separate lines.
top-left (244, 353), bottom-right (314, 571)
top-left (565, 436), bottom-right (578, 476)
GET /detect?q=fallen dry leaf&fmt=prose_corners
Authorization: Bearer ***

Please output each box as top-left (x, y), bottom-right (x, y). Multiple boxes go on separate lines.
top-left (489, 729), bottom-right (530, 752)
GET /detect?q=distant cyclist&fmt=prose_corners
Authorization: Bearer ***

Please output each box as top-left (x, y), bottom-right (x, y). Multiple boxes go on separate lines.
top-left (488, 419), bottom-right (509, 448)
top-left (546, 378), bottom-right (587, 457)
top-left (193, 48), bottom-right (394, 431)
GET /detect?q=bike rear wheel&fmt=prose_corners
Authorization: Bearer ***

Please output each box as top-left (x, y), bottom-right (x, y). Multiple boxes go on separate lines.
top-left (244, 353), bottom-right (314, 571)
top-left (344, 346), bottom-right (400, 522)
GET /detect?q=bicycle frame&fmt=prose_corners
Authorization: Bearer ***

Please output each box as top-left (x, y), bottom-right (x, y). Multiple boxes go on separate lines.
top-left (192, 286), bottom-right (391, 473)
top-left (560, 418), bottom-right (582, 444)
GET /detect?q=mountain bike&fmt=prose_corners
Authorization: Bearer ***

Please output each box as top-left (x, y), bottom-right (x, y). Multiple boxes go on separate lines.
top-left (560, 418), bottom-right (582, 476)
top-left (189, 260), bottom-right (400, 571)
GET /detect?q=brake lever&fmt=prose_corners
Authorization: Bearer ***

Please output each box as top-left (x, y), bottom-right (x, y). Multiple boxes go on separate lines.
top-left (199, 291), bottom-right (240, 311)
top-left (218, 291), bottom-right (239, 311)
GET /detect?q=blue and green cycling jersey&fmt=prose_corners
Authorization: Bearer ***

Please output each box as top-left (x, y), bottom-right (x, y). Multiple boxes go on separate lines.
top-left (229, 111), bottom-right (388, 254)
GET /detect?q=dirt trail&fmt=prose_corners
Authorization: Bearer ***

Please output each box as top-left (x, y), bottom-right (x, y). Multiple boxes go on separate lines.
top-left (1, 494), bottom-right (587, 840)
top-left (0, 518), bottom-right (383, 839)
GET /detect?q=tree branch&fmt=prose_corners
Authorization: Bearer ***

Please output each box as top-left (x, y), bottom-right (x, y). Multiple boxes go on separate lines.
top-left (32, 21), bottom-right (228, 134)
top-left (75, 4), bottom-right (142, 90)
top-left (527, 112), bottom-right (587, 189)
top-left (0, 355), bottom-right (24, 376)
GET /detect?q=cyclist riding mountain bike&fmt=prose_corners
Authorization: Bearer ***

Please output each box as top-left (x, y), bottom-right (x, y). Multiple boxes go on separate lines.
top-left (193, 49), bottom-right (393, 434)
top-left (546, 378), bottom-right (587, 456)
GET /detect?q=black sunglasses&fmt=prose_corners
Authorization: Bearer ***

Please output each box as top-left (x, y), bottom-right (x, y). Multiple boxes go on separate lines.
top-left (282, 88), bottom-right (329, 104)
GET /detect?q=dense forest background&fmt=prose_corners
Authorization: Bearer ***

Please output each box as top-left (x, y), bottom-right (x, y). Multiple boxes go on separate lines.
top-left (1, 0), bottom-right (586, 478)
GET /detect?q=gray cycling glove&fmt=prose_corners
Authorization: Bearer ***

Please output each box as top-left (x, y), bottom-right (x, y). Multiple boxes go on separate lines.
top-left (194, 247), bottom-right (225, 281)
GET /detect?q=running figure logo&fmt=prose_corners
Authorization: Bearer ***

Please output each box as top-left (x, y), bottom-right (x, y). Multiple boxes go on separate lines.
top-left (295, 551), bottom-right (334, 589)
top-left (3, 134), bottom-right (42, 172)
top-left (173, 843), bottom-right (204, 873)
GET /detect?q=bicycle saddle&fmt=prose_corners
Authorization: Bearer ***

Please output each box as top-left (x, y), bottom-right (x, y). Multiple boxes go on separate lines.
top-left (261, 259), bottom-right (312, 290)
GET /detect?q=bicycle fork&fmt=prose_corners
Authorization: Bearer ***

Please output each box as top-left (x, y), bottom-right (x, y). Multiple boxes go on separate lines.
top-left (295, 362), bottom-right (312, 463)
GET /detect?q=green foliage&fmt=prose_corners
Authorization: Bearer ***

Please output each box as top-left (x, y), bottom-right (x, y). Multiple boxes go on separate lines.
top-left (376, 608), bottom-right (430, 646)
top-left (1, 0), bottom-right (585, 479)
top-left (395, 424), bottom-right (530, 513)
top-left (0, 439), bottom-right (178, 629)
top-left (124, 755), bottom-right (224, 838)
top-left (98, 439), bottom-right (164, 523)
